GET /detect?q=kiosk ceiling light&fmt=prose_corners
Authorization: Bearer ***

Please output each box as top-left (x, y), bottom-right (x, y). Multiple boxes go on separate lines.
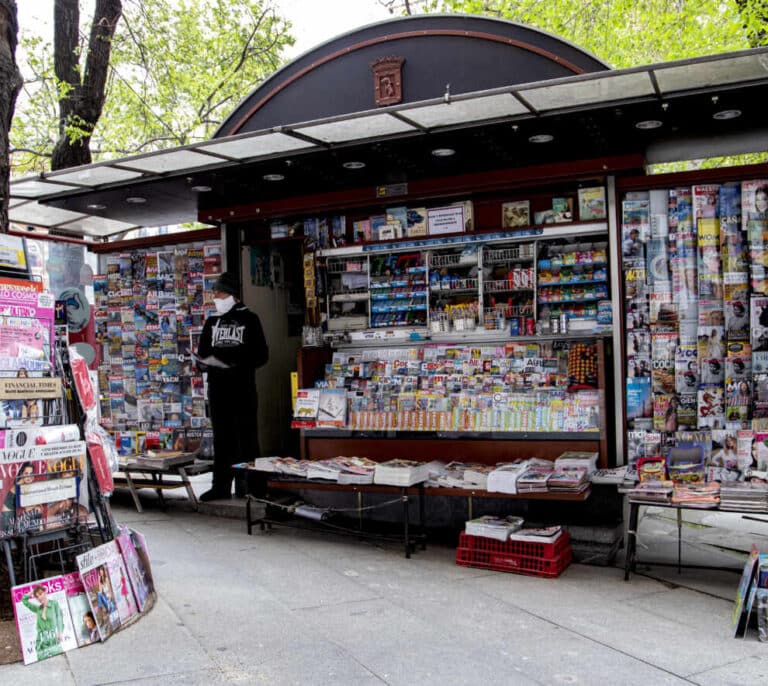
top-left (87, 203), bottom-right (106, 210)
top-left (342, 161), bottom-right (366, 169)
top-left (262, 173), bottom-right (285, 181)
top-left (635, 120), bottom-right (663, 130)
top-left (431, 147), bottom-right (455, 157)
top-left (125, 196), bottom-right (147, 204)
top-left (191, 185), bottom-right (212, 192)
top-left (712, 109), bottom-right (742, 120)
top-left (528, 134), bottom-right (553, 143)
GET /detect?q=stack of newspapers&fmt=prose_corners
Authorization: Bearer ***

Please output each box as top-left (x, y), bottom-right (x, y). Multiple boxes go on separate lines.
top-left (719, 482), bottom-right (768, 512)
top-left (373, 459), bottom-right (430, 486)
top-left (465, 515), bottom-right (524, 541)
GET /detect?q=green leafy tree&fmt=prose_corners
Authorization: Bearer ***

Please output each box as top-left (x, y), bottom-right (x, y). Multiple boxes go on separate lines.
top-left (0, 0), bottom-right (22, 232)
top-left (12, 0), bottom-right (293, 173)
top-left (387, 0), bottom-right (767, 66)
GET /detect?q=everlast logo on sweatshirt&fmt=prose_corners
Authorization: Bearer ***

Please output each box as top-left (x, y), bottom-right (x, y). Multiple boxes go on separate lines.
top-left (212, 321), bottom-right (245, 347)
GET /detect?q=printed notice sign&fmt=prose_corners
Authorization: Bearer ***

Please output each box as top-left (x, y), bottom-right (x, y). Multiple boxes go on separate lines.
top-left (427, 205), bottom-right (465, 236)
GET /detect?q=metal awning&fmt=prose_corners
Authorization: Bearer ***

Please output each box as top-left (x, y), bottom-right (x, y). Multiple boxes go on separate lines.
top-left (9, 46), bottom-right (768, 239)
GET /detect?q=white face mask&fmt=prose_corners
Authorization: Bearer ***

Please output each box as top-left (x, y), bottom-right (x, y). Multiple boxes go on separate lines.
top-left (214, 295), bottom-right (236, 315)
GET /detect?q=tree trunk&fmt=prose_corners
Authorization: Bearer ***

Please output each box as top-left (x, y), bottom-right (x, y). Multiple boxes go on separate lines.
top-left (0, 0), bottom-right (22, 233)
top-left (50, 0), bottom-right (122, 171)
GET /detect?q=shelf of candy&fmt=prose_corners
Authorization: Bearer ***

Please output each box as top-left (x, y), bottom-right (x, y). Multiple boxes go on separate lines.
top-left (428, 303), bottom-right (480, 335)
top-left (317, 341), bottom-right (601, 433)
top-left (368, 251), bottom-right (427, 328)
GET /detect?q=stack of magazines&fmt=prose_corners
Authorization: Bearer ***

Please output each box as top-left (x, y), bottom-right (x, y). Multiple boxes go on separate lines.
top-left (508, 525), bottom-right (563, 543)
top-left (719, 482), bottom-right (768, 512)
top-left (336, 456), bottom-right (377, 485)
top-left (547, 467), bottom-right (589, 494)
top-left (516, 465), bottom-right (554, 494)
top-left (273, 457), bottom-right (311, 478)
top-left (671, 482), bottom-right (720, 508)
top-left (554, 451), bottom-right (599, 474)
top-left (373, 459), bottom-right (430, 486)
top-left (434, 461), bottom-right (470, 488)
top-left (624, 480), bottom-right (674, 503)
top-left (464, 515), bottom-right (524, 541)
top-left (306, 459), bottom-right (344, 481)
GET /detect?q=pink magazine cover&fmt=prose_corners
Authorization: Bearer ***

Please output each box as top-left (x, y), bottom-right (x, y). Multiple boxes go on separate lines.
top-left (12, 575), bottom-right (77, 664)
top-left (116, 526), bottom-right (151, 612)
top-left (62, 571), bottom-right (99, 647)
top-left (104, 540), bottom-right (139, 623)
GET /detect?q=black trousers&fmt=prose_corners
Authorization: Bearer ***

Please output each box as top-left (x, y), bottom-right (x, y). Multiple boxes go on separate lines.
top-left (207, 374), bottom-right (259, 493)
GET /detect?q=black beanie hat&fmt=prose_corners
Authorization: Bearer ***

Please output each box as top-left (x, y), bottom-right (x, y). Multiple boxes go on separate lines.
top-left (212, 271), bottom-right (239, 296)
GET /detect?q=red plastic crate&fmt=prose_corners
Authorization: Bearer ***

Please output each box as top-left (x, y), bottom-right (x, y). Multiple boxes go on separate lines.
top-left (455, 532), bottom-right (572, 578)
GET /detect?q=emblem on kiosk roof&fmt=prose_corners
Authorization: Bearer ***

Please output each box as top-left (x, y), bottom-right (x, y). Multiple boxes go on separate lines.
top-left (371, 56), bottom-right (405, 107)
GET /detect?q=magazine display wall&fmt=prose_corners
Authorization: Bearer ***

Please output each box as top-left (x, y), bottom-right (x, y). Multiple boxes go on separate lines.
top-left (621, 179), bottom-right (768, 478)
top-left (93, 240), bottom-right (221, 456)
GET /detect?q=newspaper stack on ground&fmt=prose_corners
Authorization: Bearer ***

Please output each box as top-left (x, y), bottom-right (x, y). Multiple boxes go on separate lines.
top-left (465, 515), bottom-right (524, 541)
top-left (373, 459), bottom-right (430, 486)
top-left (719, 482), bottom-right (768, 512)
top-left (486, 460), bottom-right (529, 494)
top-left (554, 450), bottom-right (599, 474)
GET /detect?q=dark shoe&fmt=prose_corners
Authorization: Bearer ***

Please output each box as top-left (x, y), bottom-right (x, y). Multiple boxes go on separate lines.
top-left (199, 489), bottom-right (231, 502)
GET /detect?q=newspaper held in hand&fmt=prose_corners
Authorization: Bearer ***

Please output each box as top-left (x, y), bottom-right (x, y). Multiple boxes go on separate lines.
top-left (191, 352), bottom-right (231, 370)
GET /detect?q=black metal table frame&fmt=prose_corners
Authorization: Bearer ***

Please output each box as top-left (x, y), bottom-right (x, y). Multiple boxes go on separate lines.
top-left (114, 460), bottom-right (211, 513)
top-left (246, 479), bottom-right (427, 558)
top-left (624, 499), bottom-right (748, 581)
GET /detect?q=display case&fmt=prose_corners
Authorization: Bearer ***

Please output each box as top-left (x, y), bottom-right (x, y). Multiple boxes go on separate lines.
top-left (368, 251), bottom-right (428, 329)
top-left (300, 334), bottom-right (614, 467)
top-left (325, 254), bottom-right (369, 331)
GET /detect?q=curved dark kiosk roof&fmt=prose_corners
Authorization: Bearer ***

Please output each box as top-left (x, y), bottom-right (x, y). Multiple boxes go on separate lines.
top-left (216, 14), bottom-right (610, 136)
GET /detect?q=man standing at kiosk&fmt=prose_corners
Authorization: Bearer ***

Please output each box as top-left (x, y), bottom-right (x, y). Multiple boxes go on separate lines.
top-left (195, 271), bottom-right (268, 501)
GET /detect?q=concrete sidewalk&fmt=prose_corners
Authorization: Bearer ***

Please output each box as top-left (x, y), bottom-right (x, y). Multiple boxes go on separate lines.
top-left (4, 479), bottom-right (768, 685)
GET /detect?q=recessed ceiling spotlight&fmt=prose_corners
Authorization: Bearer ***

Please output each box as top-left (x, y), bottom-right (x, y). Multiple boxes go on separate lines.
top-left (125, 196), bottom-right (147, 204)
top-left (431, 148), bottom-right (455, 157)
top-left (635, 120), bottom-right (663, 130)
top-left (713, 109), bottom-right (742, 120)
top-left (528, 134), bottom-right (553, 144)
top-left (262, 174), bottom-right (285, 182)
top-left (342, 161), bottom-right (366, 170)
top-left (191, 185), bottom-right (212, 192)
top-left (87, 203), bottom-right (106, 210)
